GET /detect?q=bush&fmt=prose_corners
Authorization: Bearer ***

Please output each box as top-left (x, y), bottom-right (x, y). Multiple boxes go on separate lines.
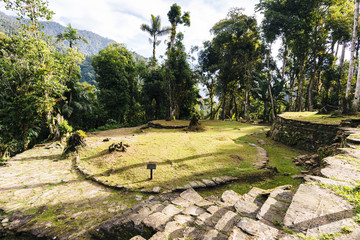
top-left (58, 120), bottom-right (73, 138)
top-left (63, 130), bottom-right (87, 155)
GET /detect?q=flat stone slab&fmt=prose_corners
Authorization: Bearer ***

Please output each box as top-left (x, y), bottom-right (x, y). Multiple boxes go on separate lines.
top-left (256, 194), bottom-right (290, 223)
top-left (149, 231), bottom-right (167, 240)
top-left (237, 217), bottom-right (279, 239)
top-left (304, 175), bottom-right (354, 187)
top-left (321, 165), bottom-right (360, 183)
top-left (161, 204), bottom-right (182, 217)
top-left (338, 148), bottom-right (360, 159)
top-left (221, 190), bottom-right (242, 206)
top-left (324, 156), bottom-right (360, 169)
top-left (214, 211), bottom-right (241, 233)
top-left (234, 198), bottom-right (260, 218)
top-left (212, 177), bottom-right (225, 184)
top-left (180, 188), bottom-right (204, 204)
top-left (335, 227), bottom-right (360, 240)
top-left (228, 227), bottom-right (251, 240)
top-left (283, 184), bottom-right (355, 236)
top-left (182, 227), bottom-right (207, 240)
top-left (202, 229), bottom-right (227, 240)
top-left (173, 214), bottom-right (194, 225)
top-left (130, 236), bottom-right (146, 240)
top-left (202, 179), bottom-right (216, 187)
top-left (248, 143), bottom-right (269, 168)
top-left (152, 186), bottom-right (161, 193)
top-left (163, 221), bottom-right (184, 239)
top-left (143, 212), bottom-right (172, 231)
top-left (171, 197), bottom-right (192, 208)
top-left (183, 205), bottom-right (206, 216)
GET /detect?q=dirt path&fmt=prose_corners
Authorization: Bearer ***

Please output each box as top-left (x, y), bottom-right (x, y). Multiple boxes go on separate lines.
top-left (0, 138), bottom-right (142, 239)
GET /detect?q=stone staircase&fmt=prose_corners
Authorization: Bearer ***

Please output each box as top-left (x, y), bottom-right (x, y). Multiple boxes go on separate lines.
top-left (92, 126), bottom-right (360, 240)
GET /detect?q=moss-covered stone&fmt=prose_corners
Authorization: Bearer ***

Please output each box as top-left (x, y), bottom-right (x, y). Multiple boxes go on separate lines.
top-left (269, 116), bottom-right (341, 152)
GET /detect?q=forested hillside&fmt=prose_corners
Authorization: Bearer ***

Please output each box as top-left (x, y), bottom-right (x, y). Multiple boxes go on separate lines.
top-left (0, 11), bottom-right (148, 87)
top-left (0, 11), bottom-right (116, 56)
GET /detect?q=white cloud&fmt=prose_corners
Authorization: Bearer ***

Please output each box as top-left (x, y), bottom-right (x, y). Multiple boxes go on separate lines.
top-left (2, 0), bottom-right (261, 58)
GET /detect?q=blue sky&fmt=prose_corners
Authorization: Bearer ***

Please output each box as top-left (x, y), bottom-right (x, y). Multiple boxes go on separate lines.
top-left (1, 0), bottom-right (261, 58)
top-left (46, 0), bottom-right (261, 58)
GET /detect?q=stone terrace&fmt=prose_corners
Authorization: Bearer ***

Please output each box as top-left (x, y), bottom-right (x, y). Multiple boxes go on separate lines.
top-left (1, 126), bottom-right (360, 239)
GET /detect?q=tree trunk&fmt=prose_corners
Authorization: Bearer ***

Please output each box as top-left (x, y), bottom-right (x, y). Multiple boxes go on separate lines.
top-left (267, 52), bottom-right (276, 121)
top-left (281, 44), bottom-right (288, 82)
top-left (334, 40), bottom-right (339, 57)
top-left (168, 74), bottom-right (174, 120)
top-left (296, 62), bottom-right (305, 112)
top-left (308, 59), bottom-right (317, 111)
top-left (234, 95), bottom-right (238, 121)
top-left (222, 95), bottom-right (226, 120)
top-left (344, 0), bottom-right (360, 113)
top-left (352, 62), bottom-right (360, 111)
top-left (245, 88), bottom-right (250, 121)
top-left (338, 42), bottom-right (347, 106)
top-left (209, 92), bottom-right (214, 120)
top-left (153, 35), bottom-right (156, 60)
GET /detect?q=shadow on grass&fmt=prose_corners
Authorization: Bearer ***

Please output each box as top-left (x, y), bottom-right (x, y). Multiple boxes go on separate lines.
top-left (10, 154), bottom-right (63, 162)
top-left (0, 179), bottom-right (81, 192)
top-left (94, 153), bottom-right (216, 178)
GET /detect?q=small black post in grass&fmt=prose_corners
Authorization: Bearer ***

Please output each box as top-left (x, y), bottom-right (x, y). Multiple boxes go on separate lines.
top-left (147, 163), bottom-right (156, 180)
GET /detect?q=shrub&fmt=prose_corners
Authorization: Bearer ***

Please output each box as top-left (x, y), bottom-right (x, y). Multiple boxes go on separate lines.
top-left (58, 120), bottom-right (73, 138)
top-left (63, 130), bottom-right (87, 155)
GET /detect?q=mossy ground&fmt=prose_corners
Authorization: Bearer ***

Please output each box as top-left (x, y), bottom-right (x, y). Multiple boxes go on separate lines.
top-left (197, 131), bottom-right (307, 198)
top-left (79, 120), bottom-right (306, 194)
top-left (280, 112), bottom-right (360, 125)
top-left (0, 120), bottom-right (308, 238)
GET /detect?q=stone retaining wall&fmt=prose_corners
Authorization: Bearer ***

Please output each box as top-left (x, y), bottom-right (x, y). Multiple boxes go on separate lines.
top-left (269, 116), bottom-right (341, 152)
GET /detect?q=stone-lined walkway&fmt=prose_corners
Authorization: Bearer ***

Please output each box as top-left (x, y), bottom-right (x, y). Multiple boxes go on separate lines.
top-left (0, 144), bottom-right (136, 239)
top-left (93, 127), bottom-right (360, 240)
top-left (2, 125), bottom-right (360, 239)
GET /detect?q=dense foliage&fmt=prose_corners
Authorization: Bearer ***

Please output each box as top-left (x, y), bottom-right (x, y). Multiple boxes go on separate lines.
top-left (2, 0), bottom-right (360, 158)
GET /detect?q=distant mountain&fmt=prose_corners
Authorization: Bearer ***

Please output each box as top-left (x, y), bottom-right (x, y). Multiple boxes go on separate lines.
top-left (0, 11), bottom-right (149, 86)
top-left (0, 11), bottom-right (117, 56)
top-left (41, 21), bottom-right (117, 56)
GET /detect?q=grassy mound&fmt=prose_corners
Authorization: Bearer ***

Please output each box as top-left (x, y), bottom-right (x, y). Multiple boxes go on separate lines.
top-left (280, 112), bottom-right (360, 125)
top-left (79, 121), bottom-right (268, 191)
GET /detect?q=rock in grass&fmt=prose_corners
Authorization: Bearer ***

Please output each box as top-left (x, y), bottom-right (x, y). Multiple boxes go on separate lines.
top-left (152, 186), bottom-right (161, 193)
top-left (221, 190), bottom-right (242, 206)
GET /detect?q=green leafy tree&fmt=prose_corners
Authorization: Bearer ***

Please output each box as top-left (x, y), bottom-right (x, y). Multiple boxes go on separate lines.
top-left (167, 3), bottom-right (190, 50)
top-left (0, 0), bottom-right (73, 156)
top-left (210, 8), bottom-right (263, 121)
top-left (3, 0), bottom-right (53, 34)
top-left (140, 15), bottom-right (170, 60)
top-left (0, 32), bottom-right (68, 153)
top-left (56, 23), bottom-right (88, 49)
top-left (92, 43), bottom-right (141, 124)
top-left (165, 33), bottom-right (198, 119)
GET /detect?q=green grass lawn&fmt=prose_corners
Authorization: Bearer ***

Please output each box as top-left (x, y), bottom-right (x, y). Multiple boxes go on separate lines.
top-left (79, 120), bottom-right (306, 193)
top-left (79, 121), bottom-right (266, 191)
top-left (280, 111), bottom-right (360, 125)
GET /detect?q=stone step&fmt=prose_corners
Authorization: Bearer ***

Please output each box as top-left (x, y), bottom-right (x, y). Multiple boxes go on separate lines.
top-left (234, 187), bottom-right (268, 218)
top-left (337, 148), bottom-right (360, 159)
top-left (283, 184), bottom-right (355, 237)
top-left (347, 136), bottom-right (360, 146)
top-left (304, 175), bottom-right (354, 188)
top-left (237, 217), bottom-right (280, 239)
top-left (321, 157), bottom-right (360, 183)
top-left (256, 187), bottom-right (293, 224)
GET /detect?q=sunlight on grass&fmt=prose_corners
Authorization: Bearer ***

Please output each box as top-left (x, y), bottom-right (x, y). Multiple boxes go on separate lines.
top-left (79, 121), bottom-right (265, 190)
top-left (280, 111), bottom-right (360, 125)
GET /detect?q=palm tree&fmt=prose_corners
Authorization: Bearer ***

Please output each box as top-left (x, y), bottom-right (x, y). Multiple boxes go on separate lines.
top-left (141, 15), bottom-right (170, 60)
top-left (56, 24), bottom-right (88, 49)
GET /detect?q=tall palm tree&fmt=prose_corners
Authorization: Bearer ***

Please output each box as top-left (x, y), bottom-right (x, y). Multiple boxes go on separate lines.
top-left (141, 15), bottom-right (170, 60)
top-left (56, 24), bottom-right (88, 49)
